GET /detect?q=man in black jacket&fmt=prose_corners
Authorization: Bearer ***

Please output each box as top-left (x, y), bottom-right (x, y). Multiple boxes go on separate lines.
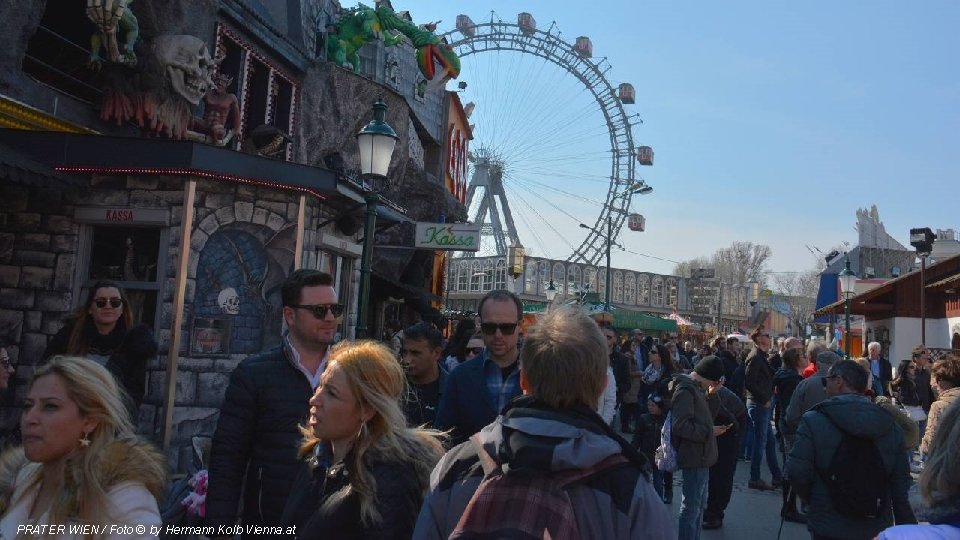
top-left (744, 326), bottom-right (783, 491)
top-left (206, 270), bottom-right (339, 536)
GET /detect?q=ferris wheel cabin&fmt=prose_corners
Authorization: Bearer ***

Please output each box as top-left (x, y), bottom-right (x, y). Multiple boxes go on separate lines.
top-left (575, 36), bottom-right (593, 58)
top-left (518, 13), bottom-right (537, 35)
top-left (618, 83), bottom-right (635, 104)
top-left (456, 15), bottom-right (476, 38)
top-left (637, 146), bottom-right (654, 166)
top-left (628, 214), bottom-right (646, 232)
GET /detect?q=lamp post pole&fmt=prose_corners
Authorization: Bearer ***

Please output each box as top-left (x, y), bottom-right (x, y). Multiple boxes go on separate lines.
top-left (920, 254), bottom-right (927, 345)
top-left (838, 257), bottom-right (856, 358)
top-left (605, 214), bottom-right (612, 311)
top-left (354, 98), bottom-right (398, 339)
top-left (355, 190), bottom-right (379, 339)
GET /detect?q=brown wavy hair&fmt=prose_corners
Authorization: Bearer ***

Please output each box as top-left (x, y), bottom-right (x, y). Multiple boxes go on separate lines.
top-left (66, 281), bottom-right (134, 355)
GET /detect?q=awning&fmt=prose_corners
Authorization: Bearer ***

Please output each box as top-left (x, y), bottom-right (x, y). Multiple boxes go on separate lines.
top-left (611, 306), bottom-right (677, 333)
top-left (813, 273), bottom-right (838, 323)
top-left (0, 142), bottom-right (86, 190)
top-left (0, 129), bottom-right (338, 199)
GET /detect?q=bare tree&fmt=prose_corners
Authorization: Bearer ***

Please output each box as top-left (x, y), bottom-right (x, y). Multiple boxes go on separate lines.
top-left (673, 242), bottom-right (772, 287)
top-left (773, 269), bottom-right (820, 336)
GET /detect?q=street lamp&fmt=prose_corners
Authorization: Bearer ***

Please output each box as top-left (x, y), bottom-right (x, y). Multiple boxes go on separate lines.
top-left (838, 257), bottom-right (857, 358)
top-left (354, 98), bottom-right (398, 339)
top-left (579, 181), bottom-right (652, 311)
top-left (910, 227), bottom-right (935, 346)
top-left (545, 280), bottom-right (557, 302)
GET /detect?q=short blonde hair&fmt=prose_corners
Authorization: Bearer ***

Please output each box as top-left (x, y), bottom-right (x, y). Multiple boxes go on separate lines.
top-left (520, 306), bottom-right (607, 409)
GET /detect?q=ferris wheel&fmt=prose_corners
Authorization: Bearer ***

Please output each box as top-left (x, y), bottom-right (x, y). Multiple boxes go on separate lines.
top-left (440, 12), bottom-right (653, 266)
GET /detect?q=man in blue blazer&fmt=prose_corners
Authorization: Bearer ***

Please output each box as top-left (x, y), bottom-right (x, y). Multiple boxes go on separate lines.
top-left (436, 290), bottom-right (524, 446)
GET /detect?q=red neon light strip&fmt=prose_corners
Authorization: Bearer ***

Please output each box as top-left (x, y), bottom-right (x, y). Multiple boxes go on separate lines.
top-left (53, 166), bottom-right (327, 201)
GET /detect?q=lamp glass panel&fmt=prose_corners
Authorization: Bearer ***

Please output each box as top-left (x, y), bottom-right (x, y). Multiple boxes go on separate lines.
top-left (357, 133), bottom-right (397, 177)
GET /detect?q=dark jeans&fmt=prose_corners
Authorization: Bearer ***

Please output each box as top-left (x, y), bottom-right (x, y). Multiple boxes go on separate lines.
top-left (704, 430), bottom-right (739, 522)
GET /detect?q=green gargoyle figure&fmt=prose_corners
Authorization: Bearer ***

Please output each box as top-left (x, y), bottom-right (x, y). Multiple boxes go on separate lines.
top-left (86, 0), bottom-right (140, 67)
top-left (327, 3), bottom-right (460, 83)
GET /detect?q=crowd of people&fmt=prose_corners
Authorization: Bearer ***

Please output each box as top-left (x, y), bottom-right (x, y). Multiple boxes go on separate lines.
top-left (1, 275), bottom-right (959, 540)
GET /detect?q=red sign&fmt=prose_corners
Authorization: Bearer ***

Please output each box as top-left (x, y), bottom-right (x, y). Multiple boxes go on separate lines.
top-left (105, 209), bottom-right (135, 222)
top-left (447, 124), bottom-right (469, 204)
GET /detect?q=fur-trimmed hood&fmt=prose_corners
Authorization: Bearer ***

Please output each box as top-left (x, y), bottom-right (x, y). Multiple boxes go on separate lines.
top-left (0, 437), bottom-right (167, 516)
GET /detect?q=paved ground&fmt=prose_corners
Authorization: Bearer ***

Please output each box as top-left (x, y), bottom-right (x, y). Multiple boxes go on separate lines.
top-left (663, 459), bottom-right (809, 540)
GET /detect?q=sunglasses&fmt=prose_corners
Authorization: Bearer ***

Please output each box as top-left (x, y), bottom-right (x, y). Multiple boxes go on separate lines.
top-left (480, 322), bottom-right (519, 335)
top-left (468, 347), bottom-right (484, 355)
top-left (290, 304), bottom-right (344, 319)
top-left (94, 298), bottom-right (123, 309)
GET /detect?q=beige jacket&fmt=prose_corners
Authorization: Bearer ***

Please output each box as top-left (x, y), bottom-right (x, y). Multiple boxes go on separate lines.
top-left (921, 386), bottom-right (960, 454)
top-left (874, 396), bottom-right (919, 450)
top-left (0, 439), bottom-right (166, 540)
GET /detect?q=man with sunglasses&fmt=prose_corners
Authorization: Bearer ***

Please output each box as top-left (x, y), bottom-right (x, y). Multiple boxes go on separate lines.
top-left (208, 269), bottom-right (340, 536)
top-left (436, 290), bottom-right (524, 446)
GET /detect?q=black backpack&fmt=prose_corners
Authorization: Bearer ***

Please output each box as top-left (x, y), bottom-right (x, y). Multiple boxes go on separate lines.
top-left (817, 409), bottom-right (891, 519)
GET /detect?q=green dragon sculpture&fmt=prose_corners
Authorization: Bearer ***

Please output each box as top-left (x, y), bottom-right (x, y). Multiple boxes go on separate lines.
top-left (327, 3), bottom-right (460, 83)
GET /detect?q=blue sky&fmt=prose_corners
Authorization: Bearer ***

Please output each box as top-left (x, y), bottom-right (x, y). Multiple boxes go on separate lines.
top-left (396, 0), bottom-right (959, 279)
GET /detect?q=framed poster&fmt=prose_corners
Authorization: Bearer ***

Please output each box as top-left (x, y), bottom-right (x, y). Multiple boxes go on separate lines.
top-left (190, 317), bottom-right (232, 357)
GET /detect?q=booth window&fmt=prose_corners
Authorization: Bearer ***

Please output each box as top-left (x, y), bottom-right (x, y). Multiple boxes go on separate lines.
top-left (83, 226), bottom-right (165, 328)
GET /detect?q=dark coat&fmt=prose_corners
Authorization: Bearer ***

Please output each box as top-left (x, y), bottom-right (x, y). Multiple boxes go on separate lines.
top-left (402, 367), bottom-right (448, 428)
top-left (205, 345), bottom-right (314, 532)
top-left (717, 350), bottom-right (738, 382)
top-left (42, 321), bottom-right (157, 413)
top-left (773, 367), bottom-right (803, 433)
top-left (744, 348), bottom-right (774, 404)
top-left (890, 377), bottom-right (920, 407)
top-left (280, 450), bottom-right (426, 540)
top-left (632, 412), bottom-right (665, 462)
top-left (435, 352), bottom-right (520, 446)
top-left (788, 394), bottom-right (916, 538)
top-left (610, 351), bottom-right (631, 398)
top-left (914, 368), bottom-right (934, 412)
top-left (670, 374), bottom-right (718, 469)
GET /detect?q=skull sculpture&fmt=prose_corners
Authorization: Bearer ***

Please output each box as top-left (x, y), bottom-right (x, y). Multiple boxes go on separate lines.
top-left (218, 287), bottom-right (241, 315)
top-left (151, 35), bottom-right (216, 105)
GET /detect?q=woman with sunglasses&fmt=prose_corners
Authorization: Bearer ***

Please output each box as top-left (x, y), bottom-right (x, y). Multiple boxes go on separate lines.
top-left (42, 281), bottom-right (158, 419)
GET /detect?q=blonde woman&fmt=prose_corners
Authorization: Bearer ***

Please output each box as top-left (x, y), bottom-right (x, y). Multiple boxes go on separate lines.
top-left (0, 356), bottom-right (166, 539)
top-left (280, 341), bottom-right (445, 540)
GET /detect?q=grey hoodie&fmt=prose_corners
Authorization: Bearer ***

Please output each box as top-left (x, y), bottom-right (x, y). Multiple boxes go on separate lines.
top-left (413, 400), bottom-right (674, 539)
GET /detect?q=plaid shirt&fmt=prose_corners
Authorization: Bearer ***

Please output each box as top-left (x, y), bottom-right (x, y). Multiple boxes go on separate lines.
top-left (482, 351), bottom-right (522, 414)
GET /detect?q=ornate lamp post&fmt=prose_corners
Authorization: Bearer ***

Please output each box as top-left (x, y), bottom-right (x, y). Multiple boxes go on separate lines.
top-left (355, 98), bottom-right (398, 338)
top-left (838, 257), bottom-right (857, 358)
top-left (545, 280), bottom-right (558, 303)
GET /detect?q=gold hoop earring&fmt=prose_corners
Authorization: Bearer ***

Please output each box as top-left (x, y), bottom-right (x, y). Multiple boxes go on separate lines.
top-left (79, 432), bottom-right (92, 447)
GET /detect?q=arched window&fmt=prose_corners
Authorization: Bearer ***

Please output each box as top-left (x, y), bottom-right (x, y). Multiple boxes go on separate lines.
top-left (470, 261), bottom-right (483, 292)
top-left (480, 259), bottom-right (494, 291)
top-left (667, 278), bottom-right (678, 308)
top-left (583, 267), bottom-right (597, 293)
top-left (652, 276), bottom-right (664, 307)
top-left (638, 274), bottom-right (650, 305)
top-left (524, 259), bottom-right (538, 293)
top-left (552, 262), bottom-right (566, 295)
top-left (567, 265), bottom-right (581, 297)
top-left (624, 272), bottom-right (637, 305)
top-left (538, 261), bottom-right (550, 295)
top-left (613, 271), bottom-right (624, 303)
top-left (457, 261), bottom-right (470, 291)
top-left (495, 259), bottom-right (506, 290)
